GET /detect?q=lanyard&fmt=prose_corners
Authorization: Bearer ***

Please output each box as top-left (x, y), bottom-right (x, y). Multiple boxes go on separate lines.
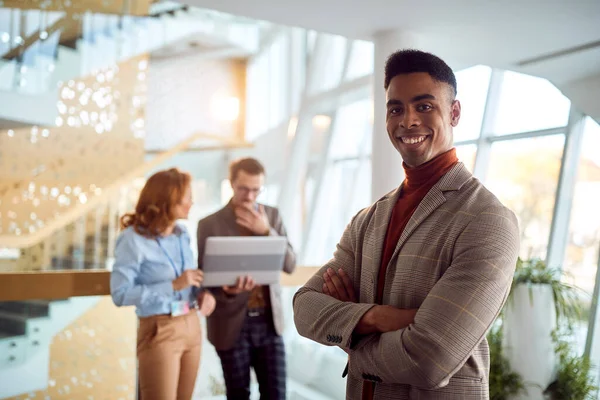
top-left (156, 235), bottom-right (185, 279)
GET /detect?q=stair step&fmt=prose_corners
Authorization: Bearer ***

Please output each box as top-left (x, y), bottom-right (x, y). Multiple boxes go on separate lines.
top-left (0, 301), bottom-right (51, 318)
top-left (0, 311), bottom-right (28, 335)
top-left (0, 332), bottom-right (21, 339)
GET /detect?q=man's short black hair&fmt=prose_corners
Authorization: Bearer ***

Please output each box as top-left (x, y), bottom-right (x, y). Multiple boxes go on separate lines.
top-left (384, 49), bottom-right (457, 97)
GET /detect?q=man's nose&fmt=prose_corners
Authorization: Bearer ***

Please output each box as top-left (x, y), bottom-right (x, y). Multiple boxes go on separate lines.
top-left (400, 108), bottom-right (420, 129)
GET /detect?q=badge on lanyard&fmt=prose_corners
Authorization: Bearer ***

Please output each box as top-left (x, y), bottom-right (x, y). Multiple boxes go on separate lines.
top-left (156, 235), bottom-right (190, 317)
top-left (170, 300), bottom-right (190, 317)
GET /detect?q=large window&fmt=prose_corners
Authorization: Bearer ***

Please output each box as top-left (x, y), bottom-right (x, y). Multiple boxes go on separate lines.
top-left (303, 157), bottom-right (371, 266)
top-left (491, 71), bottom-right (571, 135)
top-left (307, 34), bottom-right (348, 94)
top-left (486, 135), bottom-right (565, 260)
top-left (328, 99), bottom-right (372, 158)
top-left (345, 40), bottom-right (374, 81)
top-left (453, 65), bottom-right (491, 141)
top-left (246, 33), bottom-right (292, 141)
top-left (562, 117), bottom-right (600, 357)
top-left (455, 144), bottom-right (477, 172)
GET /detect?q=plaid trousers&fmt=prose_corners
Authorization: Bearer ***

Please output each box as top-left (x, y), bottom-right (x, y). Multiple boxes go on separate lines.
top-left (216, 312), bottom-right (286, 400)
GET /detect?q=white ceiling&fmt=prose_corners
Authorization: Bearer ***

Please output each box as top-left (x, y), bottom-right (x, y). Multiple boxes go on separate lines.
top-left (184, 0), bottom-right (600, 81)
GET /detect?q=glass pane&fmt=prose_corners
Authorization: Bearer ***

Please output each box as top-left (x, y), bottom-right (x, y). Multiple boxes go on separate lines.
top-left (562, 117), bottom-right (600, 356)
top-left (491, 71), bottom-right (571, 135)
top-left (281, 286), bottom-right (349, 398)
top-left (345, 40), bottom-right (374, 81)
top-left (486, 135), bottom-right (565, 260)
top-left (455, 144), bottom-right (477, 173)
top-left (328, 99), bottom-right (372, 159)
top-left (308, 34), bottom-right (347, 94)
top-left (303, 158), bottom-right (371, 265)
top-left (453, 65), bottom-right (491, 141)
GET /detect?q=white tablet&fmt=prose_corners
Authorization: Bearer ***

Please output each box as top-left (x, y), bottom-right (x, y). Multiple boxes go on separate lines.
top-left (202, 236), bottom-right (287, 287)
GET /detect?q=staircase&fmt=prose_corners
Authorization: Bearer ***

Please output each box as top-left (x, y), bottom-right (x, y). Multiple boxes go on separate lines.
top-left (0, 3), bottom-right (259, 126)
top-left (0, 297), bottom-right (100, 398)
top-left (0, 179), bottom-right (141, 397)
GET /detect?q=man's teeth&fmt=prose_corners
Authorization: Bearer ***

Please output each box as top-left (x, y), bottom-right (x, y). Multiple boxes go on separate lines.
top-left (400, 136), bottom-right (427, 144)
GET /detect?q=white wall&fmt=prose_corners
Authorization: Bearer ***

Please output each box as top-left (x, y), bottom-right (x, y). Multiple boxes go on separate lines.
top-left (144, 52), bottom-right (243, 151)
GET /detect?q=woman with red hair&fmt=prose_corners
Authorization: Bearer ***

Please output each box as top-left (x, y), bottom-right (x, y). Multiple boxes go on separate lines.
top-left (111, 168), bottom-right (215, 400)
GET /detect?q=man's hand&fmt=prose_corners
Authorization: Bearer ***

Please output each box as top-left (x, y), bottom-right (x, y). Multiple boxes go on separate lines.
top-left (235, 203), bottom-right (270, 235)
top-left (322, 268), bottom-right (357, 302)
top-left (222, 275), bottom-right (256, 295)
top-left (197, 291), bottom-right (216, 317)
top-left (321, 268), bottom-right (417, 335)
top-left (354, 306), bottom-right (418, 335)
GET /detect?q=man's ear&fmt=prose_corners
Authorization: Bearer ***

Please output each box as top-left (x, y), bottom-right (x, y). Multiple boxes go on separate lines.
top-left (450, 99), bottom-right (461, 127)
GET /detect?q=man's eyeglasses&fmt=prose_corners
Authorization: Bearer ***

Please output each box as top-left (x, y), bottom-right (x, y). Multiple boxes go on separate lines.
top-left (234, 185), bottom-right (264, 195)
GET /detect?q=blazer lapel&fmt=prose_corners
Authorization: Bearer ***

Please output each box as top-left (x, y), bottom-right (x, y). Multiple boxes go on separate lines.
top-left (367, 186), bottom-right (402, 293)
top-left (219, 202), bottom-right (243, 235)
top-left (388, 162), bottom-right (471, 265)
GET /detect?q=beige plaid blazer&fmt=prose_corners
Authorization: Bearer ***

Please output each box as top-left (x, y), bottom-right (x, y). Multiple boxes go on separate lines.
top-left (293, 162), bottom-right (520, 399)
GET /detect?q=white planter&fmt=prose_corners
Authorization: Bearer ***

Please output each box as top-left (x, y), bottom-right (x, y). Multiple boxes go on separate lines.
top-left (502, 283), bottom-right (557, 400)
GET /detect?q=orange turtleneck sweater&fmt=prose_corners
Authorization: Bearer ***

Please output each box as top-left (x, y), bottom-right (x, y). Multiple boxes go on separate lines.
top-left (362, 148), bottom-right (458, 400)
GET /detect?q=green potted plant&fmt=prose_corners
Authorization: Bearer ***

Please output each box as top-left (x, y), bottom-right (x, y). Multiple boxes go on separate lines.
top-left (489, 258), bottom-right (597, 400)
top-left (488, 321), bottom-right (525, 400)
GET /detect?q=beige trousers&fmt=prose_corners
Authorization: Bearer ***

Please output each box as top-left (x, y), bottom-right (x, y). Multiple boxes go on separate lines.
top-left (137, 311), bottom-right (202, 400)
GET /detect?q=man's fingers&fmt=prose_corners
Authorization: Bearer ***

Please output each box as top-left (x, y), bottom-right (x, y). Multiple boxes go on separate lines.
top-left (322, 271), bottom-right (342, 300)
top-left (245, 276), bottom-right (255, 290)
top-left (236, 217), bottom-right (252, 226)
top-left (327, 268), bottom-right (350, 301)
top-left (338, 269), bottom-right (356, 301)
top-left (236, 205), bottom-right (256, 218)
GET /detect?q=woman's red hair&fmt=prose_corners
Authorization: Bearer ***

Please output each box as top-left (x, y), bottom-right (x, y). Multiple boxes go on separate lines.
top-left (120, 168), bottom-right (191, 237)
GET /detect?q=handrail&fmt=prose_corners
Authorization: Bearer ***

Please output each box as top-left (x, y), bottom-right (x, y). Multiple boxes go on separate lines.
top-left (0, 133), bottom-right (252, 248)
top-left (1, 16), bottom-right (73, 60)
top-left (2, 0), bottom-right (153, 16)
top-left (0, 266), bottom-right (321, 301)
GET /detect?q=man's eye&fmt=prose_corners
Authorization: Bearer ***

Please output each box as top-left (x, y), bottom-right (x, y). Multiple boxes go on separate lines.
top-left (417, 104), bottom-right (432, 112)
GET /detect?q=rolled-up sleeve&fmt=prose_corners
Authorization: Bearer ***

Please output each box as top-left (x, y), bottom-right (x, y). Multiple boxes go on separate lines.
top-left (110, 231), bottom-right (174, 307)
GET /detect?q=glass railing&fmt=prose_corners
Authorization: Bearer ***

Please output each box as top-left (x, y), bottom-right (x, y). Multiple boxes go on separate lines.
top-left (0, 4), bottom-right (263, 96)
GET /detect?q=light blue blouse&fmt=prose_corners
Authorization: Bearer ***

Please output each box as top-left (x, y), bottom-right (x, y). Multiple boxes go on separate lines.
top-left (110, 224), bottom-right (200, 317)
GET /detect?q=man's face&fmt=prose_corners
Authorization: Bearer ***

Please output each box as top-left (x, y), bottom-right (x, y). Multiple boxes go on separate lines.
top-left (231, 170), bottom-right (264, 207)
top-left (385, 72), bottom-right (461, 168)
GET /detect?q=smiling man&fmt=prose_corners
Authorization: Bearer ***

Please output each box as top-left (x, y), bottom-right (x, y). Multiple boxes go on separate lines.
top-left (293, 50), bottom-right (520, 399)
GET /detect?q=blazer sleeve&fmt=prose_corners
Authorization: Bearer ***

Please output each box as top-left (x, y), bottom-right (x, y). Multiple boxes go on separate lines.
top-left (347, 205), bottom-right (520, 389)
top-left (293, 210), bottom-right (377, 350)
top-left (267, 207), bottom-right (297, 275)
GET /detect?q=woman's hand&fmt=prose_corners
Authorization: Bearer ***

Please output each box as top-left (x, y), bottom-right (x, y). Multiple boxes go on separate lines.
top-left (172, 269), bottom-right (204, 291)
